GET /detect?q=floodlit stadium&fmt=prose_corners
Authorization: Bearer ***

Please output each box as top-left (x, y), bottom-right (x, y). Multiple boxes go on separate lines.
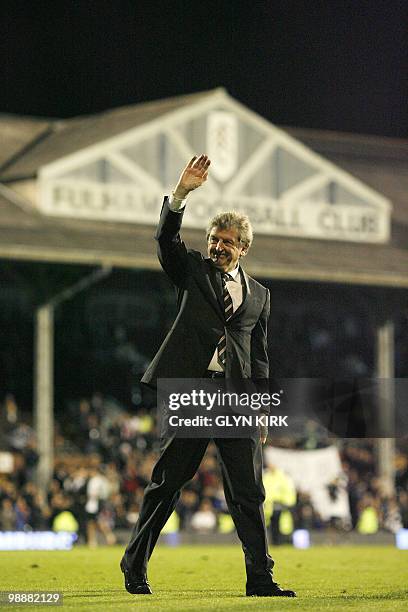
top-left (0, 90), bottom-right (407, 607)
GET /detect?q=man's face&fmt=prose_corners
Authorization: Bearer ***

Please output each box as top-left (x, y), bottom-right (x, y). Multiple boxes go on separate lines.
top-left (207, 226), bottom-right (247, 272)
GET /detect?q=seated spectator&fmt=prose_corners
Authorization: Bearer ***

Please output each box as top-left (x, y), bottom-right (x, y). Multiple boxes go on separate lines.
top-left (14, 495), bottom-right (31, 531)
top-left (0, 498), bottom-right (16, 530)
top-left (382, 497), bottom-right (402, 534)
top-left (177, 489), bottom-right (199, 531)
top-left (190, 499), bottom-right (217, 533)
top-left (399, 491), bottom-right (408, 528)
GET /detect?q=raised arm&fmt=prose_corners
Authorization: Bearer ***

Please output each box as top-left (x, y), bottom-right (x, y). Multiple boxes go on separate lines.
top-left (156, 155), bottom-right (211, 286)
top-left (172, 154), bottom-right (211, 201)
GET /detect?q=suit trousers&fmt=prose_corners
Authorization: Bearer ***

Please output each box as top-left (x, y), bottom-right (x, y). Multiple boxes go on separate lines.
top-left (121, 435), bottom-right (274, 590)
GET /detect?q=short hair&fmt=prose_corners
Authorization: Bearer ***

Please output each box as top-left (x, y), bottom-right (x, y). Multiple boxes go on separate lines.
top-left (206, 210), bottom-right (253, 249)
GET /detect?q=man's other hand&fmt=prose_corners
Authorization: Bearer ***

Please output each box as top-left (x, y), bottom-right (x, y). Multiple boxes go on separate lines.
top-left (173, 154), bottom-right (211, 199)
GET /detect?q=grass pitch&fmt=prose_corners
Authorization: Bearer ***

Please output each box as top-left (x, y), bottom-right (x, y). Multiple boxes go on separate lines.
top-left (1, 545), bottom-right (407, 610)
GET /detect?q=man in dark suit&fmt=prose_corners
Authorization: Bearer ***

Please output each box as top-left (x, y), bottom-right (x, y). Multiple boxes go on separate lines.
top-left (120, 154), bottom-right (296, 597)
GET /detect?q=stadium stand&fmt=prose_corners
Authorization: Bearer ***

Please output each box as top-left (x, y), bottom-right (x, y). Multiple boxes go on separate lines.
top-left (1, 392), bottom-right (407, 545)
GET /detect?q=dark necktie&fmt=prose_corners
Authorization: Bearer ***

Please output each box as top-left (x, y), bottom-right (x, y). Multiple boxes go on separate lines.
top-left (217, 272), bottom-right (233, 369)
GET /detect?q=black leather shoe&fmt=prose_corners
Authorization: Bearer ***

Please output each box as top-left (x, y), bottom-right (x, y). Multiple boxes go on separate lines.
top-left (246, 581), bottom-right (296, 597)
top-left (120, 560), bottom-right (152, 595)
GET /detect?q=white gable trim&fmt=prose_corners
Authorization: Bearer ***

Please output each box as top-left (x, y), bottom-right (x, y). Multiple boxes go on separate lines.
top-left (222, 93), bottom-right (390, 211)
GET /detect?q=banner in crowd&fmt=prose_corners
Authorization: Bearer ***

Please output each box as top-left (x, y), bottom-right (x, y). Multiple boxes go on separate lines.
top-left (264, 446), bottom-right (350, 522)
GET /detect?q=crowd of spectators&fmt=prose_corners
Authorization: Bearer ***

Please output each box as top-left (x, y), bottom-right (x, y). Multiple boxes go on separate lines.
top-left (1, 392), bottom-right (408, 545)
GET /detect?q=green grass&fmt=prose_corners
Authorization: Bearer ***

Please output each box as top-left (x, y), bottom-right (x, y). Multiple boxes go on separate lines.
top-left (1, 545), bottom-right (407, 610)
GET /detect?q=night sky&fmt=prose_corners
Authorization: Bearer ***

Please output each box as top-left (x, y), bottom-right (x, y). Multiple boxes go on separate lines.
top-left (1, 0), bottom-right (407, 137)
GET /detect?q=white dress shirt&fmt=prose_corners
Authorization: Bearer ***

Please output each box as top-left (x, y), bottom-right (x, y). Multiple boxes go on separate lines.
top-left (168, 193), bottom-right (187, 212)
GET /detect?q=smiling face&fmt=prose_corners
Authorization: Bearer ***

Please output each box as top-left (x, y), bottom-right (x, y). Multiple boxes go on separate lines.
top-left (207, 225), bottom-right (248, 272)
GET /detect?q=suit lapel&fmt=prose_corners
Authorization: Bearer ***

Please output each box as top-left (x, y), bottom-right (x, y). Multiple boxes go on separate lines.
top-left (195, 260), bottom-right (224, 319)
top-left (230, 266), bottom-right (250, 320)
top-left (211, 264), bottom-right (225, 311)
top-left (209, 262), bottom-right (226, 314)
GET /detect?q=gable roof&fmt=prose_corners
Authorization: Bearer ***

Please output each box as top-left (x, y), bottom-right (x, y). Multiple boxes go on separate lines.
top-left (21, 88), bottom-right (391, 246)
top-left (0, 90), bottom-right (407, 287)
top-left (0, 114), bottom-right (52, 170)
top-left (0, 90), bottom-right (216, 181)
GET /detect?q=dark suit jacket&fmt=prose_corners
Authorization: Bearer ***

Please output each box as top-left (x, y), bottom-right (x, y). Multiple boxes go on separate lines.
top-left (141, 199), bottom-right (270, 386)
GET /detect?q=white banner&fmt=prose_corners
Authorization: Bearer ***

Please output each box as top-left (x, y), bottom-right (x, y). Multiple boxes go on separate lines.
top-left (264, 446), bottom-right (350, 521)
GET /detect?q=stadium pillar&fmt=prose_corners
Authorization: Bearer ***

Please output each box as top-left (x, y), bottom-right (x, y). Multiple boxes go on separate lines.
top-left (34, 266), bottom-right (112, 494)
top-left (375, 319), bottom-right (395, 496)
top-left (34, 304), bottom-right (54, 493)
